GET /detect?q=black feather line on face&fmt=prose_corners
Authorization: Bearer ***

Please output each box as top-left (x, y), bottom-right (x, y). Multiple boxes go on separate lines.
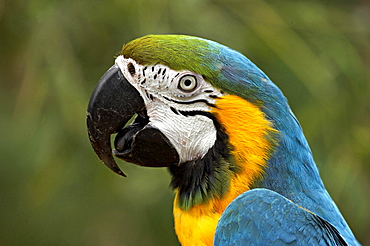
top-left (163, 96), bottom-right (216, 108)
top-left (168, 112), bottom-right (239, 210)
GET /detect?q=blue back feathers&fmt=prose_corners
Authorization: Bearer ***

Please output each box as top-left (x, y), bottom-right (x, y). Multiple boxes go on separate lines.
top-left (200, 36), bottom-right (359, 245)
top-left (203, 37), bottom-right (359, 245)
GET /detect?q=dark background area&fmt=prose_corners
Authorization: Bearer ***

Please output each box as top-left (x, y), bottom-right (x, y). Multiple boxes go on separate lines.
top-left (1, 0), bottom-right (369, 245)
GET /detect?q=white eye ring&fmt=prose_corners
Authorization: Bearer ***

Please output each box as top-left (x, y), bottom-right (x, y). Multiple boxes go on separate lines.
top-left (178, 75), bottom-right (197, 92)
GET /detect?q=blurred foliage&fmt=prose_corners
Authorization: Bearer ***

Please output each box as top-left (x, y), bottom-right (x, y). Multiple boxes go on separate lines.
top-left (0, 0), bottom-right (369, 245)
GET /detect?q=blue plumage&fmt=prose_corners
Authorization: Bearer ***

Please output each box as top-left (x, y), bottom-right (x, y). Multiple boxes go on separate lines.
top-left (215, 189), bottom-right (348, 245)
top-left (202, 40), bottom-right (360, 245)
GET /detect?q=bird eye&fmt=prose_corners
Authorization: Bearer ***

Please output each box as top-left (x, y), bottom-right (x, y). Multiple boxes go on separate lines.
top-left (178, 75), bottom-right (197, 92)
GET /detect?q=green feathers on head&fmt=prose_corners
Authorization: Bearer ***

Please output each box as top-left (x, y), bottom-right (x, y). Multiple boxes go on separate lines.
top-left (120, 34), bottom-right (221, 82)
top-left (120, 35), bottom-right (285, 111)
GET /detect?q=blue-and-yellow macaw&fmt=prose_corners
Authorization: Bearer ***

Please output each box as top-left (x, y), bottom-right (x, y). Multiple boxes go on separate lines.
top-left (87, 35), bottom-right (360, 245)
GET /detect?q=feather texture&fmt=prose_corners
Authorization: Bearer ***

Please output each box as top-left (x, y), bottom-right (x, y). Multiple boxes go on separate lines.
top-left (215, 189), bottom-right (347, 246)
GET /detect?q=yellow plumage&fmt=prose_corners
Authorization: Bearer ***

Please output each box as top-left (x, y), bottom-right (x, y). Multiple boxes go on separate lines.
top-left (173, 95), bottom-right (278, 245)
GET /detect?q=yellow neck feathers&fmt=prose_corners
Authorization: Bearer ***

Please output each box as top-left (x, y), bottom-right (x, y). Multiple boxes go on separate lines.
top-left (173, 95), bottom-right (277, 246)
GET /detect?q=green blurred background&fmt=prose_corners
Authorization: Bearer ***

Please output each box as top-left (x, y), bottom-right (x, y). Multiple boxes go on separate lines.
top-left (1, 0), bottom-right (369, 245)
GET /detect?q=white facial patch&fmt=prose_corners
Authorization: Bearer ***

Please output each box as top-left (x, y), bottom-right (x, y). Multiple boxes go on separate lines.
top-left (115, 55), bottom-right (224, 163)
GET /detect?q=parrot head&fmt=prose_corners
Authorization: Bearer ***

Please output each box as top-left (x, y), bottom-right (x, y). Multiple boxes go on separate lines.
top-left (87, 34), bottom-right (281, 207)
top-left (87, 34), bottom-right (287, 244)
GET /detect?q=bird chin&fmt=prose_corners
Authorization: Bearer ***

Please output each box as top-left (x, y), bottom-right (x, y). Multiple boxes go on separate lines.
top-left (113, 111), bottom-right (180, 167)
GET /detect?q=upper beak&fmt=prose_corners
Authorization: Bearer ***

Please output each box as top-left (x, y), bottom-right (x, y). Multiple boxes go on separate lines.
top-left (86, 65), bottom-right (145, 177)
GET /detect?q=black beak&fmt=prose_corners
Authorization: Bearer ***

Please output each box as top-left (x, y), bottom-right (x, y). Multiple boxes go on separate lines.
top-left (87, 65), bottom-right (145, 177)
top-left (87, 64), bottom-right (180, 176)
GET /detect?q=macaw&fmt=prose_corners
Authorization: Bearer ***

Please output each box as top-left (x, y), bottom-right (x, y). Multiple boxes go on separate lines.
top-left (87, 35), bottom-right (360, 245)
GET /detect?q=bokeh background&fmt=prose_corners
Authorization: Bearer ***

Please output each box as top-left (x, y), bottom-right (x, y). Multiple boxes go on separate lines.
top-left (1, 0), bottom-right (369, 245)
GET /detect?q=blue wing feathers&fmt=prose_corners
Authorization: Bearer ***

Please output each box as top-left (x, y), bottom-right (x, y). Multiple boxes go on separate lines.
top-left (215, 189), bottom-right (348, 246)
